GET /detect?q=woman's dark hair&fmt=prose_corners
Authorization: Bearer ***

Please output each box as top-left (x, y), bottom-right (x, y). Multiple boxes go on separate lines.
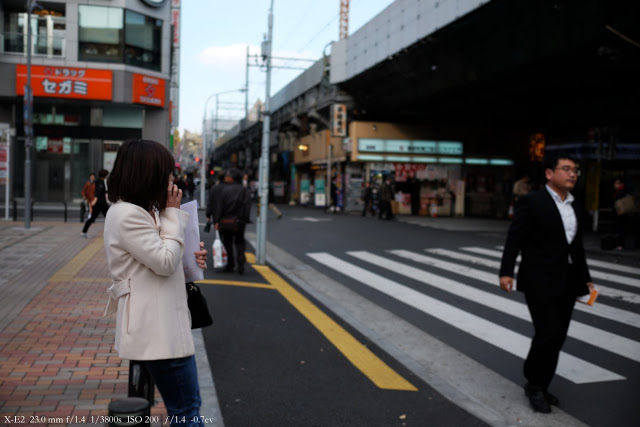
top-left (107, 140), bottom-right (174, 211)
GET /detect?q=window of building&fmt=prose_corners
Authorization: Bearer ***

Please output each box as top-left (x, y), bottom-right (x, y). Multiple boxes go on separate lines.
top-left (78, 5), bottom-right (124, 63)
top-left (124, 10), bottom-right (162, 70)
top-left (78, 5), bottom-right (161, 71)
top-left (2, 2), bottom-right (66, 57)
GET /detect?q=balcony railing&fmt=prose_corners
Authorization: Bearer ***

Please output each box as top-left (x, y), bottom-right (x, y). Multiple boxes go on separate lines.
top-left (1, 32), bottom-right (66, 58)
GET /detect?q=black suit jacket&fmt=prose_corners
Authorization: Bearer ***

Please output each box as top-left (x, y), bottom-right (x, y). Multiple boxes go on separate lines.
top-left (206, 183), bottom-right (251, 224)
top-left (499, 188), bottom-right (591, 298)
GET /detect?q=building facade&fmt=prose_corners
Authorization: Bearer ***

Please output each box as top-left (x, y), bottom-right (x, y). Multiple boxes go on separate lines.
top-left (0, 0), bottom-right (177, 204)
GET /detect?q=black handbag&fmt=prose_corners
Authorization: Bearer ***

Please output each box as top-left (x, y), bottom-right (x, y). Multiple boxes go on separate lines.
top-left (185, 282), bottom-right (213, 329)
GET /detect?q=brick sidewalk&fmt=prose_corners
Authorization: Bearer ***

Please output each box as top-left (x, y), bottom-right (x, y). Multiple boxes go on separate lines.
top-left (0, 221), bottom-right (168, 426)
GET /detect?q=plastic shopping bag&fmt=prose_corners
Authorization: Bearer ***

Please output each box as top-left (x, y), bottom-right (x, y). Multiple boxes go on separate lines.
top-left (212, 230), bottom-right (228, 269)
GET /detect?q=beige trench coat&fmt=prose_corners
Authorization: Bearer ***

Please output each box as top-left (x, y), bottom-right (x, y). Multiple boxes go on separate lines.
top-left (103, 202), bottom-right (194, 361)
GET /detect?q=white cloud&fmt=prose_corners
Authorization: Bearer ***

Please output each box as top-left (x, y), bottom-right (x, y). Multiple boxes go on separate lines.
top-left (198, 43), bottom-right (317, 71)
top-left (198, 44), bottom-right (258, 70)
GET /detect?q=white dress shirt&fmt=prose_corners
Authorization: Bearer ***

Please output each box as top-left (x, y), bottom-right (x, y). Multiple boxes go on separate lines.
top-left (546, 184), bottom-right (577, 245)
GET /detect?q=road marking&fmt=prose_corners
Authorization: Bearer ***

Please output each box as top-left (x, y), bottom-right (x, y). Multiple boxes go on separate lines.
top-left (308, 252), bottom-right (625, 384)
top-left (251, 262), bottom-right (417, 391)
top-left (410, 248), bottom-right (640, 328)
top-left (493, 246), bottom-right (640, 276)
top-left (349, 250), bottom-right (640, 364)
top-left (291, 217), bottom-right (332, 222)
top-left (50, 237), bottom-right (104, 282)
top-left (198, 279), bottom-right (275, 290)
top-left (424, 248), bottom-right (640, 305)
top-left (465, 247), bottom-right (640, 289)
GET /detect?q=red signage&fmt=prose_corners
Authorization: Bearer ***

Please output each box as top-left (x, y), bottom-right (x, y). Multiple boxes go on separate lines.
top-left (132, 73), bottom-right (166, 107)
top-left (16, 65), bottom-right (112, 100)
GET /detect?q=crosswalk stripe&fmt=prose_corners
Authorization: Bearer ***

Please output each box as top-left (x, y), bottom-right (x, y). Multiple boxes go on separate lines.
top-left (394, 249), bottom-right (640, 329)
top-left (463, 247), bottom-right (640, 290)
top-left (493, 246), bottom-right (640, 276)
top-left (425, 248), bottom-right (640, 305)
top-left (354, 251), bottom-right (640, 363)
top-left (307, 252), bottom-right (625, 384)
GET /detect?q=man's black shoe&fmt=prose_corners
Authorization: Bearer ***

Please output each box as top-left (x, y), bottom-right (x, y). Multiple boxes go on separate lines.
top-left (544, 391), bottom-right (560, 406)
top-left (524, 384), bottom-right (551, 413)
top-left (237, 264), bottom-right (244, 275)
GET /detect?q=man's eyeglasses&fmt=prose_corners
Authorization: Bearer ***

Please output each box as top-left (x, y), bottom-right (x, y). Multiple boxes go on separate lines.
top-left (555, 166), bottom-right (581, 176)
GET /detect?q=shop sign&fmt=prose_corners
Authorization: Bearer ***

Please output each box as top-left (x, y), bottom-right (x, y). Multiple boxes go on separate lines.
top-left (0, 137), bottom-right (7, 182)
top-left (300, 178), bottom-right (310, 204)
top-left (132, 74), bottom-right (166, 107)
top-left (314, 179), bottom-right (326, 207)
top-left (392, 163), bottom-right (449, 181)
top-left (358, 139), bottom-right (463, 155)
top-left (16, 65), bottom-right (112, 100)
top-left (273, 181), bottom-right (286, 197)
top-left (141, 0), bottom-right (168, 7)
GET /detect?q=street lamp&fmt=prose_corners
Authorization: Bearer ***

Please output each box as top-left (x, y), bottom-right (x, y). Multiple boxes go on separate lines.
top-left (200, 88), bottom-right (247, 207)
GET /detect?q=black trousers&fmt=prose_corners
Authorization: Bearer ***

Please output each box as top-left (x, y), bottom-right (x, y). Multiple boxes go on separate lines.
top-left (82, 201), bottom-right (109, 233)
top-left (523, 289), bottom-right (576, 389)
top-left (220, 224), bottom-right (246, 270)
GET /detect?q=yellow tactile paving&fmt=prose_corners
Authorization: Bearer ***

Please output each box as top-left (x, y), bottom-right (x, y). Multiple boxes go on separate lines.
top-left (48, 237), bottom-right (104, 282)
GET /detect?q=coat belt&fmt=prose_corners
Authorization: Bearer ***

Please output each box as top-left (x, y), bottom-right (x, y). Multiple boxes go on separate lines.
top-left (104, 279), bottom-right (131, 317)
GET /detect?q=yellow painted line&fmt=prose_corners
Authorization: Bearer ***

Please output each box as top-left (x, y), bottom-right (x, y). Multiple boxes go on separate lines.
top-left (252, 263), bottom-right (417, 391)
top-left (198, 279), bottom-right (275, 290)
top-left (50, 237), bottom-right (104, 282)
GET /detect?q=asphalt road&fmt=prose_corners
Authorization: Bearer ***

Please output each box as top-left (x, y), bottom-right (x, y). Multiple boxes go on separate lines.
top-left (196, 205), bottom-right (640, 427)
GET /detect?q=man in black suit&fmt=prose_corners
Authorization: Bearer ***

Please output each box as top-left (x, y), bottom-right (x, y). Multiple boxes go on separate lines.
top-left (499, 153), bottom-right (593, 413)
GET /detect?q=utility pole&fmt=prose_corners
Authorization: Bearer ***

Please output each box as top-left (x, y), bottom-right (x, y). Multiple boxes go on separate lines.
top-left (256, 0), bottom-right (274, 265)
top-left (23, 0), bottom-right (37, 229)
top-left (245, 46), bottom-right (250, 119)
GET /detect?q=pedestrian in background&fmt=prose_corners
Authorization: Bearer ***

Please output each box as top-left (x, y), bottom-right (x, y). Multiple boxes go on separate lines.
top-left (361, 181), bottom-right (373, 216)
top-left (407, 170), bottom-right (421, 216)
top-left (611, 178), bottom-right (631, 250)
top-left (512, 174), bottom-right (531, 203)
top-left (81, 169), bottom-right (109, 237)
top-left (81, 172), bottom-right (96, 220)
top-left (207, 168), bottom-right (252, 274)
top-left (103, 140), bottom-right (207, 426)
top-left (379, 177), bottom-right (394, 220)
top-left (499, 153), bottom-right (593, 414)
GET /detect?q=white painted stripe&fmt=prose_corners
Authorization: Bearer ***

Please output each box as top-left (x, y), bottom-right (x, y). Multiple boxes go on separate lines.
top-left (349, 250), bottom-right (640, 364)
top-left (307, 252), bottom-right (625, 384)
top-left (494, 246), bottom-right (640, 276)
top-left (426, 248), bottom-right (640, 305)
top-left (464, 246), bottom-right (640, 290)
top-left (418, 248), bottom-right (640, 328)
top-left (582, 259), bottom-right (640, 276)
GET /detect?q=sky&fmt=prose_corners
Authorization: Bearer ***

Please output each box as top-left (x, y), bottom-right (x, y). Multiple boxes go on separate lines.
top-left (178, 0), bottom-right (396, 135)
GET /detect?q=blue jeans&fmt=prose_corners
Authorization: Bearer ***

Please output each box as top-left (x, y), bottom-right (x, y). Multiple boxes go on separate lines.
top-left (143, 355), bottom-right (201, 426)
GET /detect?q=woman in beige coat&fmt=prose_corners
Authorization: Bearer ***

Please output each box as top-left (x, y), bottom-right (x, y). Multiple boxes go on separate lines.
top-left (104, 140), bottom-right (206, 425)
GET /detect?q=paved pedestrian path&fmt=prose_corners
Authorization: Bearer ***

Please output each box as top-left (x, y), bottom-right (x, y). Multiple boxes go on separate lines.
top-left (0, 221), bottom-right (172, 426)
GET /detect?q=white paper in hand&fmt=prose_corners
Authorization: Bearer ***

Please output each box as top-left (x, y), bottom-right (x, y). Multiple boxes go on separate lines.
top-left (180, 200), bottom-right (204, 282)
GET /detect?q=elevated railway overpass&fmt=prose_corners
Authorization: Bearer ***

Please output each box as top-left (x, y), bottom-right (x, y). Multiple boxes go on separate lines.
top-left (213, 0), bottom-right (639, 228)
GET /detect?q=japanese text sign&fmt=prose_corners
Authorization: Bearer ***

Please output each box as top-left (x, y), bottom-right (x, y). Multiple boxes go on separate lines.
top-left (16, 65), bottom-right (112, 100)
top-left (132, 74), bottom-right (166, 107)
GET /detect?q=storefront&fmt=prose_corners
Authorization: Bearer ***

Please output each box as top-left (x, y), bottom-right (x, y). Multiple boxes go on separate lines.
top-left (346, 121), bottom-right (514, 217)
top-left (0, 0), bottom-right (175, 205)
